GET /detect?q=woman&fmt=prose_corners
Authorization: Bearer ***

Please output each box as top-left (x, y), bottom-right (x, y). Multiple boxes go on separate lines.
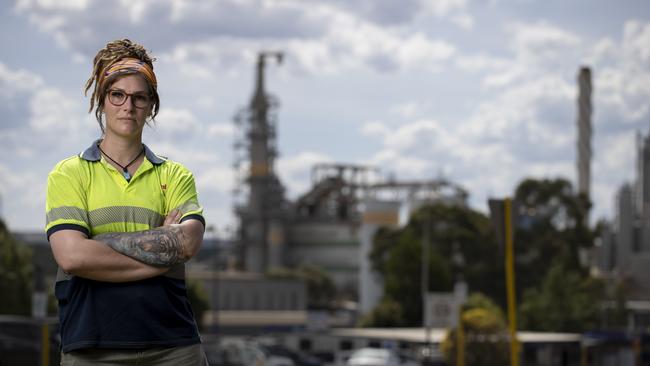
top-left (45, 39), bottom-right (208, 365)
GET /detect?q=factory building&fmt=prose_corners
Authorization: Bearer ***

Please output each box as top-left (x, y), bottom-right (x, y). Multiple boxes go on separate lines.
top-left (595, 127), bottom-right (650, 330)
top-left (232, 52), bottom-right (468, 318)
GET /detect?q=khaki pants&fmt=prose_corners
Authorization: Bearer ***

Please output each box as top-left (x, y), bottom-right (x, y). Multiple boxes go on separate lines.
top-left (60, 343), bottom-right (209, 366)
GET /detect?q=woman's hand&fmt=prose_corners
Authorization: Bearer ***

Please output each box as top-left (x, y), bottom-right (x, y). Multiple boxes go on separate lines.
top-left (163, 209), bottom-right (182, 226)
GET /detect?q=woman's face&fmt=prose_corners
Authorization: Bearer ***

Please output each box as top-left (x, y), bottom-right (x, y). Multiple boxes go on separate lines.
top-left (102, 74), bottom-right (152, 140)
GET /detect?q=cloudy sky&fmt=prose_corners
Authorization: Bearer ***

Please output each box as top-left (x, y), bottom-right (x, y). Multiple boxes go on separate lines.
top-left (1, 0), bottom-right (649, 233)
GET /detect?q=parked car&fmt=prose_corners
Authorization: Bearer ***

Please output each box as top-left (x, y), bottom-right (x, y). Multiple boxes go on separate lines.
top-left (215, 339), bottom-right (295, 366)
top-left (258, 343), bottom-right (322, 366)
top-left (346, 348), bottom-right (400, 366)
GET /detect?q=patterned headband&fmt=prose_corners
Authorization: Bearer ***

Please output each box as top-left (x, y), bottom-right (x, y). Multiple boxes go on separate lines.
top-left (99, 57), bottom-right (157, 91)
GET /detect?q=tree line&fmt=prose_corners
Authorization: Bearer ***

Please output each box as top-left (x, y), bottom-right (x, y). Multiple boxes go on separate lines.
top-left (362, 177), bottom-right (613, 333)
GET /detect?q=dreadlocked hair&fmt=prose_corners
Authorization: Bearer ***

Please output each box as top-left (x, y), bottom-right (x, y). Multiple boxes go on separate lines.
top-left (84, 39), bottom-right (160, 132)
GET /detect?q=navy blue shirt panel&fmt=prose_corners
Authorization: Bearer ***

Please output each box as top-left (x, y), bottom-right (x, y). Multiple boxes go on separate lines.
top-left (55, 276), bottom-right (200, 352)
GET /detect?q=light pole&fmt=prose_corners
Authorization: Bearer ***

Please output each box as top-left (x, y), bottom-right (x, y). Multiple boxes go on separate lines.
top-left (421, 210), bottom-right (431, 350)
top-left (421, 211), bottom-right (446, 365)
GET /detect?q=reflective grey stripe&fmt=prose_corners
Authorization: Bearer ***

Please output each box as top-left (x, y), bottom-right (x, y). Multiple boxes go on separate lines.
top-left (89, 206), bottom-right (163, 228)
top-left (176, 201), bottom-right (202, 215)
top-left (46, 206), bottom-right (89, 225)
top-left (48, 206), bottom-right (163, 228)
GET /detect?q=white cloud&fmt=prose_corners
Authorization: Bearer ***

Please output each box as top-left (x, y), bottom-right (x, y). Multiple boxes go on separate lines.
top-left (16, 0), bottom-right (89, 11)
top-left (117, 0), bottom-right (156, 24)
top-left (361, 120), bottom-right (390, 138)
top-left (383, 119), bottom-right (442, 150)
top-left (480, 21), bottom-right (582, 89)
top-left (146, 140), bottom-right (219, 167)
top-left (152, 107), bottom-right (201, 136)
top-left (196, 165), bottom-right (234, 194)
top-left (367, 149), bottom-right (430, 178)
top-left (0, 63), bottom-right (95, 149)
top-left (389, 101), bottom-right (428, 119)
top-left (4, 0), bottom-right (650, 233)
top-left (396, 33), bottom-right (456, 69)
top-left (464, 75), bottom-right (574, 140)
top-left (451, 13), bottom-right (473, 30)
top-left (360, 118), bottom-right (461, 180)
top-left (196, 95), bottom-right (216, 109)
top-left (592, 21), bottom-right (650, 123)
top-left (593, 133), bottom-right (636, 184)
top-left (0, 62), bottom-right (43, 97)
top-left (421, 0), bottom-right (468, 17)
top-left (585, 38), bottom-right (617, 66)
top-left (14, 0), bottom-right (457, 76)
top-left (206, 123), bottom-right (235, 137)
top-left (0, 163), bottom-right (44, 230)
top-left (507, 20), bottom-right (581, 58)
top-left (29, 88), bottom-right (80, 131)
top-left (419, 0), bottom-right (473, 30)
top-left (622, 20), bottom-right (650, 65)
top-left (455, 53), bottom-right (509, 73)
top-left (277, 151), bottom-right (333, 198)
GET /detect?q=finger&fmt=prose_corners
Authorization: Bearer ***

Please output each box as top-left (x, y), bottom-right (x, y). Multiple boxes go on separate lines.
top-left (173, 209), bottom-right (182, 223)
top-left (163, 209), bottom-right (179, 226)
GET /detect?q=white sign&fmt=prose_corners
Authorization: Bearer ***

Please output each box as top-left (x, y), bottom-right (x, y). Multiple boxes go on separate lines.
top-left (425, 293), bottom-right (458, 329)
top-left (32, 292), bottom-right (47, 318)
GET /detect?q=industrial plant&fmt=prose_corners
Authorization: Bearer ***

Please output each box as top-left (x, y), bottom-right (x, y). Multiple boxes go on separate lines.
top-left (197, 52), bottom-right (468, 332)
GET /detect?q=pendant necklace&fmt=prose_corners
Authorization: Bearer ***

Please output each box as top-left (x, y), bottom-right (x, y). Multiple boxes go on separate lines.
top-left (98, 144), bottom-right (144, 182)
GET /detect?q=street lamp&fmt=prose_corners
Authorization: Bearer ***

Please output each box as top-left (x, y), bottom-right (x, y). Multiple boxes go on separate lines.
top-left (421, 210), bottom-right (447, 364)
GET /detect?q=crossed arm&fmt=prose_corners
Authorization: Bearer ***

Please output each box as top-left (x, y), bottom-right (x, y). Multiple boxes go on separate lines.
top-left (49, 210), bottom-right (204, 282)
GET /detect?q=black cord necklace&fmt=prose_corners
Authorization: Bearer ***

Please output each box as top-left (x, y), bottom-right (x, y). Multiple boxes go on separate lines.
top-left (98, 144), bottom-right (144, 181)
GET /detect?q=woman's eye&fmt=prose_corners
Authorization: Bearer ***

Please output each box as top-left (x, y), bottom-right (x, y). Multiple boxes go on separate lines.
top-left (111, 91), bottom-right (125, 99)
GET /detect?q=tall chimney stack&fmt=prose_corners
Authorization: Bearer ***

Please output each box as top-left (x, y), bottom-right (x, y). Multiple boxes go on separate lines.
top-left (577, 66), bottom-right (592, 223)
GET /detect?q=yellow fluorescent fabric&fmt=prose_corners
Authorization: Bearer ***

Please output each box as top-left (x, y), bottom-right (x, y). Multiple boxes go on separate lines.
top-left (45, 141), bottom-right (203, 237)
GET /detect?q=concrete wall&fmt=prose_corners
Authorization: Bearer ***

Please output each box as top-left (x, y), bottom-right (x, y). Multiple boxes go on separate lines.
top-left (358, 199), bottom-right (401, 315)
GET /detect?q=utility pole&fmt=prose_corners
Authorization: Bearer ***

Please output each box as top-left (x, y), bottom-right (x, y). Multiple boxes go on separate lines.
top-left (421, 210), bottom-right (431, 350)
top-left (489, 198), bottom-right (519, 366)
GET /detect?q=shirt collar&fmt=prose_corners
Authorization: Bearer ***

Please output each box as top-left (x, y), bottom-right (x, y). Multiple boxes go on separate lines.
top-left (80, 139), bottom-right (165, 165)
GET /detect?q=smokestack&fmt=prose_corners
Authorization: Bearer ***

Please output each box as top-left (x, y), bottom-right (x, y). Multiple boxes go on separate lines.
top-left (577, 67), bottom-right (592, 203)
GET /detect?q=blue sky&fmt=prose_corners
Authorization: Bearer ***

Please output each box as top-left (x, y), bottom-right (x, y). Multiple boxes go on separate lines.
top-left (1, 0), bottom-right (649, 233)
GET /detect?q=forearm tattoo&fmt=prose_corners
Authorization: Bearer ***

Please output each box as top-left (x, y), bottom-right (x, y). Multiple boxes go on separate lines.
top-left (94, 226), bottom-right (187, 267)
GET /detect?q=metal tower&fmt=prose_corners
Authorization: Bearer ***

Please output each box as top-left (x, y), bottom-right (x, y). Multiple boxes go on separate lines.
top-left (233, 51), bottom-right (287, 273)
top-left (576, 67), bottom-right (592, 203)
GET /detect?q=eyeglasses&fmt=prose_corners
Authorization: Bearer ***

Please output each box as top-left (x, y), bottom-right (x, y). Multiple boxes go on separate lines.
top-left (107, 89), bottom-right (152, 109)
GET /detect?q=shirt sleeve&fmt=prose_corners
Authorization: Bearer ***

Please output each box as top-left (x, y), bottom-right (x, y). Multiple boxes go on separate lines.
top-left (45, 161), bottom-right (91, 240)
top-left (165, 163), bottom-right (205, 228)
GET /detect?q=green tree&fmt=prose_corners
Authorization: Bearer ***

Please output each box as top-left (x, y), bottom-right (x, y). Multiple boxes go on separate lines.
top-left (512, 178), bottom-right (605, 332)
top-left (359, 297), bottom-right (405, 327)
top-left (369, 203), bottom-right (503, 326)
top-left (0, 219), bottom-right (33, 315)
top-left (519, 262), bottom-right (605, 332)
top-left (513, 178), bottom-right (593, 294)
top-left (441, 293), bottom-right (510, 366)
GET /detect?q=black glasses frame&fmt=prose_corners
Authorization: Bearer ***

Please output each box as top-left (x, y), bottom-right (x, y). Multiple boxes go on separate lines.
top-left (107, 89), bottom-right (152, 109)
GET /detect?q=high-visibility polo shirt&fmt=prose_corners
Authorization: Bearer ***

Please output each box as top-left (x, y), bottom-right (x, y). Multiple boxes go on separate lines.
top-left (45, 139), bottom-right (205, 352)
